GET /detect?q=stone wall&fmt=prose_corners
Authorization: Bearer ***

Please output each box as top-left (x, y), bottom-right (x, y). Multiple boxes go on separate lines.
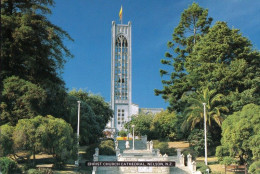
top-left (117, 155), bottom-right (170, 174)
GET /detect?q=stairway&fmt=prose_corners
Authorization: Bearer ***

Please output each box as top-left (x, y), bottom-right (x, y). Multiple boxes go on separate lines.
top-left (118, 140), bottom-right (146, 153)
top-left (95, 140), bottom-right (192, 174)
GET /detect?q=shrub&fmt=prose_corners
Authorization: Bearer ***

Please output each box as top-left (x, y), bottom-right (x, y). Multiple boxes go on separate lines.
top-left (100, 140), bottom-right (114, 147)
top-left (182, 148), bottom-right (198, 160)
top-left (249, 161), bottom-right (260, 174)
top-left (119, 130), bottom-right (127, 137)
top-left (153, 141), bottom-right (176, 156)
top-left (196, 162), bottom-right (210, 174)
top-left (0, 157), bottom-right (20, 174)
top-left (99, 140), bottom-right (116, 155)
top-left (187, 129), bottom-right (213, 157)
top-left (220, 156), bottom-right (236, 165)
top-left (85, 143), bottom-right (98, 160)
top-left (215, 145), bottom-right (229, 162)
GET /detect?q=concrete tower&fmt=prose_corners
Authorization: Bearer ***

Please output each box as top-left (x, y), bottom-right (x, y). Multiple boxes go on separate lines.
top-left (109, 21), bottom-right (133, 132)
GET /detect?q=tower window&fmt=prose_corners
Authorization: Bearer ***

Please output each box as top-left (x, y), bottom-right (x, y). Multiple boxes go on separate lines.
top-left (115, 35), bottom-right (128, 100)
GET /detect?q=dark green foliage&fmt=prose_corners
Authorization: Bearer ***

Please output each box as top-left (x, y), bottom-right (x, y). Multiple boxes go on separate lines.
top-left (125, 110), bottom-right (184, 141)
top-left (119, 130), bottom-right (127, 137)
top-left (85, 143), bottom-right (99, 161)
top-left (99, 140), bottom-right (115, 156)
top-left (36, 116), bottom-right (77, 168)
top-left (1, 116), bottom-right (77, 168)
top-left (85, 140), bottom-right (116, 158)
top-left (68, 89), bottom-right (113, 130)
top-left (1, 0), bottom-right (73, 82)
top-left (66, 90), bottom-right (113, 145)
top-left (249, 161), bottom-right (260, 174)
top-left (219, 104), bottom-right (260, 165)
top-left (0, 0), bottom-right (73, 120)
top-left (182, 88), bottom-right (228, 132)
top-left (196, 162), bottom-right (210, 174)
top-left (0, 76), bottom-right (46, 126)
top-left (65, 94), bottom-right (100, 145)
top-left (156, 4), bottom-right (260, 149)
top-left (186, 22), bottom-right (260, 113)
top-left (215, 146), bottom-right (229, 162)
top-left (0, 157), bottom-right (20, 174)
top-left (151, 110), bottom-right (182, 141)
top-left (220, 156), bottom-right (236, 165)
top-left (0, 124), bottom-right (14, 156)
top-left (187, 129), bottom-right (213, 156)
top-left (153, 141), bottom-right (176, 156)
top-left (182, 148), bottom-right (197, 161)
top-left (126, 113), bottom-right (154, 137)
top-left (155, 3), bottom-right (213, 112)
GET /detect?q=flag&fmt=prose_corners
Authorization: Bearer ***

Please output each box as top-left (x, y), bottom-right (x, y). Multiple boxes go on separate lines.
top-left (119, 6), bottom-right (122, 21)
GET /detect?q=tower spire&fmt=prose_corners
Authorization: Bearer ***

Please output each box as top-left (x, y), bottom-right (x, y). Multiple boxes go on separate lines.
top-left (119, 5), bottom-right (123, 24)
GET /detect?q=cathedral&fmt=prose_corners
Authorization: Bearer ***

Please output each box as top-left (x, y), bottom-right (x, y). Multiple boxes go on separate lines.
top-left (106, 20), bottom-right (163, 134)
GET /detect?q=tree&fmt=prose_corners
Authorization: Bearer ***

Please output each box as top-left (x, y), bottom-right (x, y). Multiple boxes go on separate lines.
top-left (119, 130), bottom-right (127, 137)
top-left (187, 129), bottom-right (213, 156)
top-left (1, 0), bottom-right (73, 118)
top-left (0, 157), bottom-right (20, 174)
top-left (219, 104), bottom-right (260, 165)
top-left (125, 114), bottom-right (154, 137)
top-left (65, 89), bottom-right (112, 145)
top-left (182, 88), bottom-right (228, 131)
top-left (5, 115), bottom-right (77, 168)
top-left (12, 118), bottom-right (38, 165)
top-left (151, 110), bottom-right (181, 140)
top-left (185, 22), bottom-right (260, 113)
top-left (0, 124), bottom-right (14, 156)
top-left (155, 2), bottom-right (213, 112)
top-left (36, 116), bottom-right (77, 168)
top-left (65, 94), bottom-right (101, 145)
top-left (0, 76), bottom-right (46, 126)
top-left (69, 89), bottom-right (113, 130)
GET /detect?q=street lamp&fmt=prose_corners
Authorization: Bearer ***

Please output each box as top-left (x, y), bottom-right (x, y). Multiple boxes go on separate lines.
top-left (75, 101), bottom-right (81, 167)
top-left (131, 125), bottom-right (135, 150)
top-left (203, 103), bottom-right (208, 165)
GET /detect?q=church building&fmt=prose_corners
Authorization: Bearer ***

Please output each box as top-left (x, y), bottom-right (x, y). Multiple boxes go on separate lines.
top-left (106, 8), bottom-right (163, 134)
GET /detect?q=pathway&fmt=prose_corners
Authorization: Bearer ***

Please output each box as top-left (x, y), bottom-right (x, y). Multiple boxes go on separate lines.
top-left (95, 140), bottom-right (190, 174)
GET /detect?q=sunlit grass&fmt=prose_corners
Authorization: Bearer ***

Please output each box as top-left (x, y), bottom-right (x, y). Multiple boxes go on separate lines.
top-left (168, 141), bottom-right (190, 149)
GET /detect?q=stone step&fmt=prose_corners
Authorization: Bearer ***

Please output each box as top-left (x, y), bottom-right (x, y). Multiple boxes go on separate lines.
top-left (118, 140), bottom-right (147, 153)
top-left (98, 155), bottom-right (117, 161)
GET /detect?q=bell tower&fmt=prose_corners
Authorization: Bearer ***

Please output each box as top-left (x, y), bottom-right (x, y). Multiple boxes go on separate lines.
top-left (109, 21), bottom-right (132, 132)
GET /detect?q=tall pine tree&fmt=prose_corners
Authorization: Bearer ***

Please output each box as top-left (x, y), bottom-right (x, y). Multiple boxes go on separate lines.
top-left (154, 3), bottom-right (213, 112)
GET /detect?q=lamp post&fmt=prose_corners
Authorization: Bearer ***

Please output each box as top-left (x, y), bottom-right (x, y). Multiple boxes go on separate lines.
top-left (131, 125), bottom-right (135, 150)
top-left (75, 101), bottom-right (81, 167)
top-left (203, 103), bottom-right (208, 165)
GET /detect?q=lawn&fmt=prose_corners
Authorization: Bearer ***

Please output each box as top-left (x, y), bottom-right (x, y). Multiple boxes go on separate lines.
top-left (168, 141), bottom-right (190, 149)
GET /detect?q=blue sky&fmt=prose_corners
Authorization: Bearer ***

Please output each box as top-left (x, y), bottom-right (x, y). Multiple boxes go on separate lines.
top-left (49, 0), bottom-right (260, 109)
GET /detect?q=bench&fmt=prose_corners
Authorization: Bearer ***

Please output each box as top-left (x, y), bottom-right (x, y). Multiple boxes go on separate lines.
top-left (225, 164), bottom-right (247, 174)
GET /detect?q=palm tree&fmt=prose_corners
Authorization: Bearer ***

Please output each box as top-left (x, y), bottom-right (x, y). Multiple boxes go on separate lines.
top-left (182, 88), bottom-right (228, 131)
